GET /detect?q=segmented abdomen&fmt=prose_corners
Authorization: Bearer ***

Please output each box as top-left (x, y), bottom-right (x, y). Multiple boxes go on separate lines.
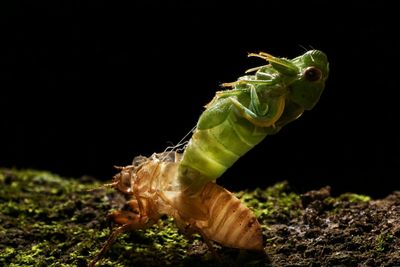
top-left (195, 182), bottom-right (263, 251)
top-left (179, 109), bottom-right (269, 183)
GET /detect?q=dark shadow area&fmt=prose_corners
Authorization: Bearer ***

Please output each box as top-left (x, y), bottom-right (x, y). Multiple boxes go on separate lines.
top-left (1, 1), bottom-right (399, 198)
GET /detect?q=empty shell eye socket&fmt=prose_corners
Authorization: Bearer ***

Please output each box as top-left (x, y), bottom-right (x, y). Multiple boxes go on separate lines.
top-left (304, 67), bottom-right (322, 82)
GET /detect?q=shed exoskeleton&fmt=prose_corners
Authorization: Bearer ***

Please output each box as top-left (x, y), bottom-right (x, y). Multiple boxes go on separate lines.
top-left (88, 153), bottom-right (263, 267)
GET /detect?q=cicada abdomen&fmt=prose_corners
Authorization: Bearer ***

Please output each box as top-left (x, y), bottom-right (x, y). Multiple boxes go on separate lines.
top-left (189, 181), bottom-right (263, 250)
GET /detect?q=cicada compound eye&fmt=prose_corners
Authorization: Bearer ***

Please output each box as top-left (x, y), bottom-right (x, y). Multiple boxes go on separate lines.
top-left (304, 67), bottom-right (322, 82)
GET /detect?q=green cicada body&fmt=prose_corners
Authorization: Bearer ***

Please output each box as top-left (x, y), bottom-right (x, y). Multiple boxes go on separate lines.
top-left (178, 50), bottom-right (329, 191)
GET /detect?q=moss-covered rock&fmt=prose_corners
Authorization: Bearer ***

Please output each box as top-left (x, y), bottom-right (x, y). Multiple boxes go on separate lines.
top-left (1, 168), bottom-right (400, 266)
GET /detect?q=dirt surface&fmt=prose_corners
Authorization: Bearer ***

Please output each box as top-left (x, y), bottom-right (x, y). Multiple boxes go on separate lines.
top-left (1, 168), bottom-right (399, 266)
top-left (262, 187), bottom-right (400, 266)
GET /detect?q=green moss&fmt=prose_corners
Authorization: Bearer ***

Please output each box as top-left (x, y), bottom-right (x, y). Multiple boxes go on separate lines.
top-left (0, 168), bottom-right (108, 266)
top-left (0, 169), bottom-right (277, 265)
top-left (5, 168), bottom-right (379, 266)
top-left (338, 193), bottom-right (371, 203)
top-left (236, 181), bottom-right (302, 225)
top-left (2, 168), bottom-right (252, 266)
top-left (375, 232), bottom-right (394, 252)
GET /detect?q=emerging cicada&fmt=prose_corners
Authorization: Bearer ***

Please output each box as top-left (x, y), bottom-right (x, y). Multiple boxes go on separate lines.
top-left (89, 50), bottom-right (329, 266)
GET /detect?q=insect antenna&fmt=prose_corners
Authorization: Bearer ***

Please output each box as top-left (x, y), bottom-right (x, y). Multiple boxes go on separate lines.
top-left (298, 44), bottom-right (308, 52)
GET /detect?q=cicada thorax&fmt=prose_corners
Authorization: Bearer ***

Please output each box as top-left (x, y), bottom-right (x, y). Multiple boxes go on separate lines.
top-left (122, 153), bottom-right (182, 216)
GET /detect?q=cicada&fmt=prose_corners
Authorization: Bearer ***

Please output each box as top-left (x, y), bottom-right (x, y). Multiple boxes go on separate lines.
top-left (89, 50), bottom-right (329, 266)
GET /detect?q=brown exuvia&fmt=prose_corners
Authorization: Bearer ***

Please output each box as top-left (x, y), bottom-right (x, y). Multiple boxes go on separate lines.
top-left (89, 152), bottom-right (263, 267)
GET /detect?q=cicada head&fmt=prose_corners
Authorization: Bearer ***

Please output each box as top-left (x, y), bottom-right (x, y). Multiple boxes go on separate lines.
top-left (288, 50), bottom-right (329, 110)
top-left (250, 50), bottom-right (329, 110)
top-left (112, 167), bottom-right (135, 195)
top-left (111, 155), bottom-right (150, 195)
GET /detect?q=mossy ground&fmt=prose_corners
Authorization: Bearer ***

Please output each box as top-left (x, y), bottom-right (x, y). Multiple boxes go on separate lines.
top-left (1, 168), bottom-right (400, 266)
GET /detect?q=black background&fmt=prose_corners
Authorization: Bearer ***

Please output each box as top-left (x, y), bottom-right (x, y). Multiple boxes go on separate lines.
top-left (1, 1), bottom-right (399, 197)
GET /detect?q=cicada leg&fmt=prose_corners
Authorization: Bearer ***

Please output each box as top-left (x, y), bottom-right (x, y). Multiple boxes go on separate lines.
top-left (88, 198), bottom-right (153, 267)
top-left (247, 51), bottom-right (274, 60)
top-left (88, 210), bottom-right (151, 267)
top-left (244, 64), bottom-right (270, 73)
top-left (221, 80), bottom-right (248, 88)
top-left (228, 92), bottom-right (285, 128)
top-left (88, 223), bottom-right (132, 267)
top-left (127, 199), bottom-right (140, 212)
